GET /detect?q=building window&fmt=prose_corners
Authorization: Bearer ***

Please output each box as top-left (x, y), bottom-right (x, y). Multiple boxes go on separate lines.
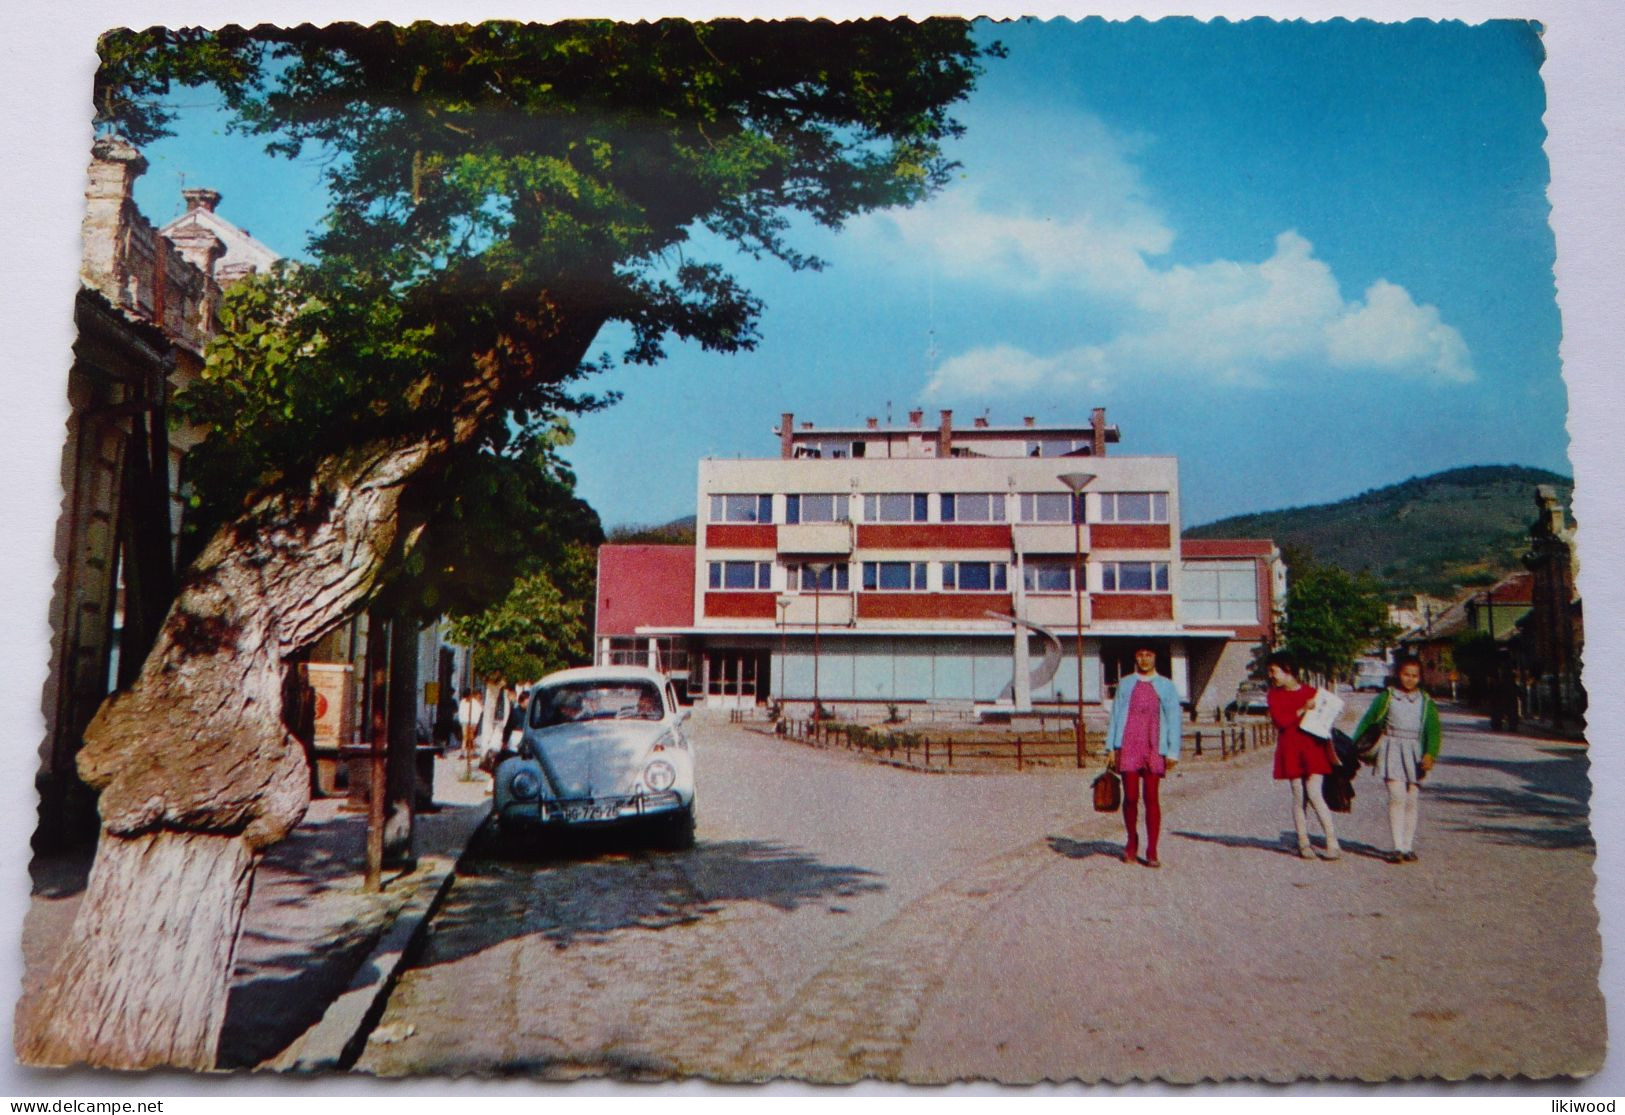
top-left (1026, 437), bottom-right (1089, 458)
top-left (1099, 491), bottom-right (1169, 523)
top-left (862, 561), bottom-right (927, 591)
top-left (1101, 561), bottom-right (1171, 593)
top-left (940, 492), bottom-right (1006, 522)
top-left (1017, 492), bottom-right (1080, 523)
top-left (785, 493), bottom-right (850, 524)
top-left (1180, 561), bottom-right (1258, 622)
top-left (1022, 560), bottom-right (1076, 593)
top-left (943, 561), bottom-right (1008, 591)
top-left (793, 439), bottom-right (865, 459)
top-left (863, 492), bottom-right (928, 523)
top-left (710, 493), bottom-right (773, 524)
top-left (793, 563), bottom-right (850, 592)
top-left (708, 561), bottom-right (773, 590)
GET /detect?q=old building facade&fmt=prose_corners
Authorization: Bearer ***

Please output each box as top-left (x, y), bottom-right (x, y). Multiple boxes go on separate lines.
top-left (39, 139), bottom-right (281, 846)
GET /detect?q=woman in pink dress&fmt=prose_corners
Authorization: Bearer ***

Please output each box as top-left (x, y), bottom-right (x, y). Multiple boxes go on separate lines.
top-left (1105, 645), bottom-right (1182, 868)
top-left (1266, 651), bottom-right (1341, 860)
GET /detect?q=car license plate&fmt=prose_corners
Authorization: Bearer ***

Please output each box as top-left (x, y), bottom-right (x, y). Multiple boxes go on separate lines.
top-left (558, 801), bottom-right (623, 822)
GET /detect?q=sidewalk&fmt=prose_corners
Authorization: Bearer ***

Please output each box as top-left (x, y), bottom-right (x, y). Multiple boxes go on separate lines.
top-left (19, 755), bottom-right (493, 1072)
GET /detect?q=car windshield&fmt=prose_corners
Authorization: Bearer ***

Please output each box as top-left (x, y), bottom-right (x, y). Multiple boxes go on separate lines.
top-left (530, 681), bottom-right (664, 727)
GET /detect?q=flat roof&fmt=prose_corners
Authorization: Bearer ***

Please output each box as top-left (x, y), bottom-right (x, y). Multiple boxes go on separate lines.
top-left (635, 625), bottom-right (1236, 639)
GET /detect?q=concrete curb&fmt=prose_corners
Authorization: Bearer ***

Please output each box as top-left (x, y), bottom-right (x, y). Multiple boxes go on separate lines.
top-left (277, 817), bottom-right (489, 1073)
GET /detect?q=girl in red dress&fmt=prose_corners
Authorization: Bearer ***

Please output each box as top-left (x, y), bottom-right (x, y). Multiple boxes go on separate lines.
top-left (1266, 651), bottom-right (1341, 860)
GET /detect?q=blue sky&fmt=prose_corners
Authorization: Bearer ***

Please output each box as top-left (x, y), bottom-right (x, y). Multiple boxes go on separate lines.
top-left (131, 17), bottom-right (1564, 531)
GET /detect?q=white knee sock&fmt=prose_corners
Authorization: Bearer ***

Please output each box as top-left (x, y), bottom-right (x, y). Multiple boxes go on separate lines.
top-left (1289, 780), bottom-right (1310, 848)
top-left (1402, 785), bottom-right (1421, 851)
top-left (1305, 774), bottom-right (1339, 852)
top-left (1387, 779), bottom-right (1410, 853)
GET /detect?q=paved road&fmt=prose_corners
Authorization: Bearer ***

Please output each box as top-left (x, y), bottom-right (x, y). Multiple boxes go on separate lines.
top-left (356, 706), bottom-right (1603, 1083)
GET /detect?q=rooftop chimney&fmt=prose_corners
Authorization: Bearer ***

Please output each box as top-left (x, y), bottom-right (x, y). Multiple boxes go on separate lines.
top-left (938, 409), bottom-right (953, 457)
top-left (780, 412), bottom-right (794, 460)
top-left (165, 224), bottom-right (226, 278)
top-left (182, 187), bottom-right (222, 213)
top-left (801, 421), bottom-right (814, 429)
top-left (866, 417), bottom-right (879, 430)
top-left (1091, 407), bottom-right (1109, 457)
top-left (83, 138), bottom-right (148, 293)
top-left (908, 408), bottom-right (924, 427)
top-left (973, 417), bottom-right (989, 428)
top-left (1023, 416), bottom-right (1036, 428)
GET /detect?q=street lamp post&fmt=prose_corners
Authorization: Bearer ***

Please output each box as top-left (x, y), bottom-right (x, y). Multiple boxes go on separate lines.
top-left (807, 562), bottom-right (832, 722)
top-left (776, 594), bottom-right (793, 705)
top-left (1058, 472), bottom-right (1097, 764)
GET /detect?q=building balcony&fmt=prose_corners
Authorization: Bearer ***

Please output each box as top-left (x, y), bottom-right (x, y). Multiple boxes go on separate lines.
top-left (1011, 523), bottom-right (1087, 554)
top-left (1017, 594), bottom-right (1087, 628)
top-left (781, 592), bottom-right (855, 626)
top-left (777, 522), bottom-right (853, 555)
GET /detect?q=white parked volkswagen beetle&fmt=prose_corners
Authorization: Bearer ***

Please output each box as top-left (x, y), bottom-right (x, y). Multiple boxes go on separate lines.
top-left (492, 666), bottom-right (696, 849)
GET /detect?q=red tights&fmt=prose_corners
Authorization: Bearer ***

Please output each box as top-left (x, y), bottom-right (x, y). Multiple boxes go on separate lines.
top-left (1121, 771), bottom-right (1162, 860)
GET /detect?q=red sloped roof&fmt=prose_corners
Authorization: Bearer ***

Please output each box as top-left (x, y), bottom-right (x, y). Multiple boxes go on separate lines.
top-left (596, 545), bottom-right (696, 636)
top-left (1485, 570), bottom-right (1534, 605)
top-left (1180, 538), bottom-right (1275, 558)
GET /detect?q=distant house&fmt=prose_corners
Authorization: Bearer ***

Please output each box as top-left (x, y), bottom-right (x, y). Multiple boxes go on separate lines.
top-left (593, 408), bottom-right (1283, 717)
top-left (1397, 571), bottom-right (1533, 695)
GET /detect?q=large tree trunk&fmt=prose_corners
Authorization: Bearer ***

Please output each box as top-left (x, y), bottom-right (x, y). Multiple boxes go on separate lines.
top-left (20, 831), bottom-right (256, 1069)
top-left (20, 286), bottom-right (608, 1070)
top-left (19, 437), bottom-right (434, 1069)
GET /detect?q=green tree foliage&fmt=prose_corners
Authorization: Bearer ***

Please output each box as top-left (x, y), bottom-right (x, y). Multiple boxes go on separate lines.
top-left (126, 19), bottom-right (993, 466)
top-left (605, 518), bottom-right (697, 545)
top-left (376, 422), bottom-right (603, 621)
top-left (447, 542), bottom-right (598, 683)
top-left (1280, 558), bottom-right (1396, 682)
top-left (135, 18), bottom-right (995, 608)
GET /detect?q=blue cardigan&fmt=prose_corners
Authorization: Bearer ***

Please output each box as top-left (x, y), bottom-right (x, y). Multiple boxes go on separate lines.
top-left (1106, 673), bottom-right (1183, 759)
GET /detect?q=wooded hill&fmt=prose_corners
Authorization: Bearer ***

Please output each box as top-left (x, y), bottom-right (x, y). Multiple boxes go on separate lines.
top-left (1185, 465), bottom-right (1573, 599)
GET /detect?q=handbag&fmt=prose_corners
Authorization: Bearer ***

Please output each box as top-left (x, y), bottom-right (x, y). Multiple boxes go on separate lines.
top-left (1092, 770), bottom-right (1122, 813)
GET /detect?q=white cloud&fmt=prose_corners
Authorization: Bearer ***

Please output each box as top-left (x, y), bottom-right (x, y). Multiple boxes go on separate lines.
top-left (1325, 279), bottom-right (1475, 383)
top-left (866, 124), bottom-right (1477, 398)
top-left (924, 344), bottom-right (1107, 398)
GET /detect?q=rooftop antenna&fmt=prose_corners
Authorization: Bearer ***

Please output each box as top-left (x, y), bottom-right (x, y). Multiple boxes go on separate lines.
top-left (924, 258), bottom-right (940, 372)
top-left (886, 400), bottom-right (893, 425)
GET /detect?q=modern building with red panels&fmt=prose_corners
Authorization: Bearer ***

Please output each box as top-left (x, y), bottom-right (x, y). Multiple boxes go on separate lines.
top-left (595, 409), bottom-right (1283, 715)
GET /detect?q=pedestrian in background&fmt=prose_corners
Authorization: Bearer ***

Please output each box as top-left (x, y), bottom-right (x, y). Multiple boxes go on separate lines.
top-left (1105, 645), bottom-right (1182, 868)
top-left (1267, 651), bottom-right (1341, 861)
top-left (457, 687), bottom-right (483, 760)
top-left (503, 686), bottom-right (530, 754)
top-left (1353, 655), bottom-right (1441, 864)
top-left (481, 678), bottom-right (511, 761)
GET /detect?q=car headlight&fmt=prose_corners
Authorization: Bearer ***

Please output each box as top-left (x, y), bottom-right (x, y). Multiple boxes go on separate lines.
top-left (644, 760), bottom-right (676, 792)
top-left (510, 770), bottom-right (542, 801)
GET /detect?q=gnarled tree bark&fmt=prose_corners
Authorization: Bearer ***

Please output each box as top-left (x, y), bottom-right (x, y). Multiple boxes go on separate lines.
top-left (20, 437), bottom-right (431, 1069)
top-left (20, 300), bottom-right (607, 1069)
